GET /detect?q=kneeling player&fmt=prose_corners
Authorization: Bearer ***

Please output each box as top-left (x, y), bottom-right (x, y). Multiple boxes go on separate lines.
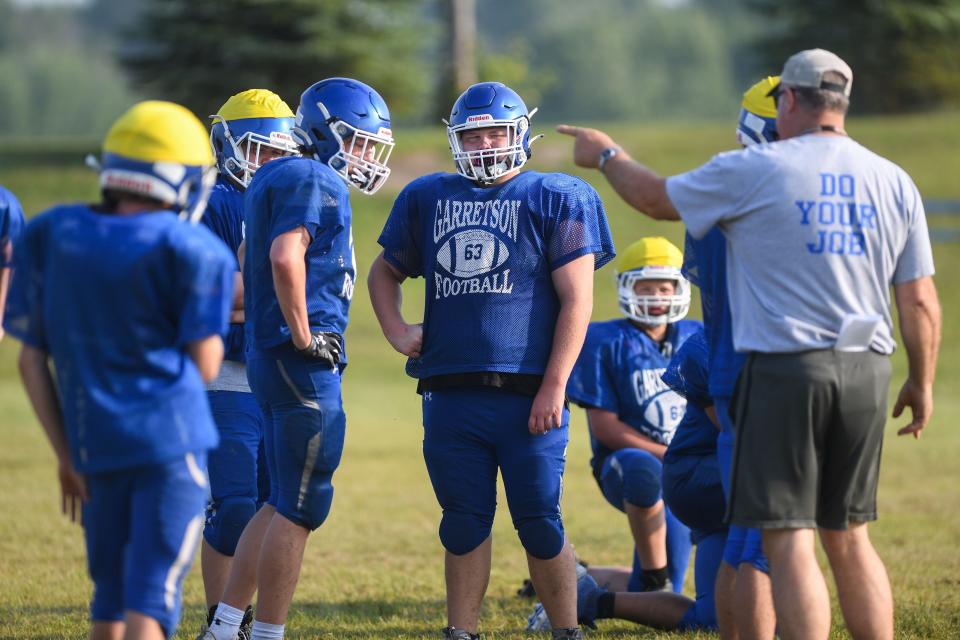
top-left (567, 237), bottom-right (699, 594)
top-left (529, 329), bottom-right (727, 632)
top-left (6, 101), bottom-right (235, 639)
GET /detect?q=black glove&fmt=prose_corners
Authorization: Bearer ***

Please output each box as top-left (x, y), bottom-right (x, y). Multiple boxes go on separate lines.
top-left (296, 331), bottom-right (343, 368)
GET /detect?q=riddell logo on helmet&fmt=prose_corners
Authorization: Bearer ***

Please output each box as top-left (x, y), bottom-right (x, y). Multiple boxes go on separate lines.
top-left (103, 174), bottom-right (155, 195)
top-left (467, 115), bottom-right (494, 123)
top-left (378, 127), bottom-right (393, 138)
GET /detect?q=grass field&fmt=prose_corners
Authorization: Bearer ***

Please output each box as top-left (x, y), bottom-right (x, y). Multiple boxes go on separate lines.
top-left (1, 112), bottom-right (959, 639)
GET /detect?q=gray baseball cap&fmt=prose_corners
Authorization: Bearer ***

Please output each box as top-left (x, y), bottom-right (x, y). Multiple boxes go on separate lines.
top-left (778, 48), bottom-right (853, 97)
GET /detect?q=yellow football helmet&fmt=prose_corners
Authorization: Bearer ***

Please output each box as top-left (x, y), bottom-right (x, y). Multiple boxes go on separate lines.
top-left (615, 237), bottom-right (690, 325)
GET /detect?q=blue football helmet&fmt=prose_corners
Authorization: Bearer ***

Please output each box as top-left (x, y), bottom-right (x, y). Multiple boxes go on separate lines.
top-left (292, 78), bottom-right (395, 195)
top-left (445, 82), bottom-right (541, 184)
top-left (210, 118), bottom-right (299, 189)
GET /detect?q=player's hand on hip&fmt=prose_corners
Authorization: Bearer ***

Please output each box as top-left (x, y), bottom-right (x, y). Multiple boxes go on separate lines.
top-left (296, 331), bottom-right (344, 369)
top-left (58, 460), bottom-right (88, 525)
top-left (556, 124), bottom-right (618, 169)
top-left (386, 322), bottom-right (423, 359)
top-left (893, 378), bottom-right (933, 439)
top-left (528, 382), bottom-right (565, 435)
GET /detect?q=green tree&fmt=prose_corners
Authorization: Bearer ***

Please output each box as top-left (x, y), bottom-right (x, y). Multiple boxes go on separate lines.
top-left (476, 0), bottom-right (742, 121)
top-left (748, 0), bottom-right (960, 113)
top-left (119, 0), bottom-right (433, 122)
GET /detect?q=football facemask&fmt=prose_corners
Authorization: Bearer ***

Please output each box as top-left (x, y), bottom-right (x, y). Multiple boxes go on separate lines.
top-left (617, 265), bottom-right (691, 325)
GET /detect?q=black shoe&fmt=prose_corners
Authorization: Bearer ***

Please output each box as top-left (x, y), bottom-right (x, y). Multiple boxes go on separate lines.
top-left (238, 606), bottom-right (254, 640)
top-left (442, 626), bottom-right (480, 640)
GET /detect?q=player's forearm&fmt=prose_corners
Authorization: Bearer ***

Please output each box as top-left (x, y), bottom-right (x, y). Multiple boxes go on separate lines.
top-left (187, 335), bottom-right (225, 382)
top-left (602, 152), bottom-right (680, 221)
top-left (272, 259), bottom-right (311, 349)
top-left (542, 294), bottom-right (592, 391)
top-left (0, 266), bottom-right (11, 334)
top-left (367, 254), bottom-right (409, 337)
top-left (18, 345), bottom-right (70, 463)
top-left (231, 271), bottom-right (244, 311)
top-left (897, 278), bottom-right (941, 388)
top-left (590, 410), bottom-right (667, 459)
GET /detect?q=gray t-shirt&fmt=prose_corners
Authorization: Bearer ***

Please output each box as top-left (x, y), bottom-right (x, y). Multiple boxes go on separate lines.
top-left (666, 134), bottom-right (934, 354)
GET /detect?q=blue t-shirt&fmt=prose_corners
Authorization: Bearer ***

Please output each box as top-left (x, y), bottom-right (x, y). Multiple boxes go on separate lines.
top-left (567, 318), bottom-right (701, 472)
top-left (201, 176), bottom-right (245, 362)
top-left (243, 157), bottom-right (355, 354)
top-left (0, 186), bottom-right (26, 267)
top-left (661, 328), bottom-right (718, 460)
top-left (4, 204), bottom-right (235, 474)
top-left (378, 171), bottom-right (614, 378)
top-left (682, 229), bottom-right (745, 398)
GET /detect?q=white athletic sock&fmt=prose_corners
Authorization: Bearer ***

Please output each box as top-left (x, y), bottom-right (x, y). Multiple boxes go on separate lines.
top-left (250, 619), bottom-right (285, 640)
top-left (207, 602), bottom-right (244, 639)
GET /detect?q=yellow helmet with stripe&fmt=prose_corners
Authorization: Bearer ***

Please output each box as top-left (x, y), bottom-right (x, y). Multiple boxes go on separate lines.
top-left (210, 89), bottom-right (299, 189)
top-left (736, 75), bottom-right (779, 147)
top-left (99, 101), bottom-right (216, 222)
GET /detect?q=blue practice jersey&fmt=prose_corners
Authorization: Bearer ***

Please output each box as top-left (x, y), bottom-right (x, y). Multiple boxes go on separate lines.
top-left (661, 328), bottom-right (718, 460)
top-left (0, 185), bottom-right (26, 266)
top-left (682, 229), bottom-right (745, 398)
top-left (243, 157), bottom-right (355, 354)
top-left (4, 204), bottom-right (235, 474)
top-left (379, 171), bottom-right (614, 378)
top-left (201, 177), bottom-right (245, 362)
top-left (567, 318), bottom-right (701, 470)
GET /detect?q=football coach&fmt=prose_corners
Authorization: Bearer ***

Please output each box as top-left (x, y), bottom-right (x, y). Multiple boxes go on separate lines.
top-left (557, 48), bottom-right (941, 640)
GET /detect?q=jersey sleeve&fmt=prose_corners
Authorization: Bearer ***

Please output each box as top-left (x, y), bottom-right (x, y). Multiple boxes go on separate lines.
top-left (666, 150), bottom-right (749, 240)
top-left (267, 164), bottom-right (345, 246)
top-left (378, 180), bottom-right (424, 278)
top-left (3, 216), bottom-right (48, 349)
top-left (173, 226), bottom-right (236, 346)
top-left (892, 174), bottom-right (935, 284)
top-left (566, 325), bottom-right (621, 413)
top-left (541, 175), bottom-right (615, 271)
top-left (661, 329), bottom-right (711, 409)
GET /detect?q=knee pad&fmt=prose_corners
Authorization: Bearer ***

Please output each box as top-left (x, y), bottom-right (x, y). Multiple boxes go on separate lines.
top-left (516, 516), bottom-right (565, 560)
top-left (203, 496), bottom-right (257, 555)
top-left (439, 511), bottom-right (492, 556)
top-left (278, 478), bottom-right (334, 531)
top-left (723, 525), bottom-right (748, 568)
top-left (610, 451), bottom-right (663, 508)
top-left (740, 528), bottom-right (770, 574)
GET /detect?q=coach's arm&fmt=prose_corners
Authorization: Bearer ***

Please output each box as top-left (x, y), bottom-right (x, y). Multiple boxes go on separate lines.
top-left (893, 275), bottom-right (941, 438)
top-left (556, 125), bottom-right (680, 221)
top-left (367, 251), bottom-right (423, 359)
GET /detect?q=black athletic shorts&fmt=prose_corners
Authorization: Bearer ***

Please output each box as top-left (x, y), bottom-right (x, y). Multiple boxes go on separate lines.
top-left (726, 350), bottom-right (891, 530)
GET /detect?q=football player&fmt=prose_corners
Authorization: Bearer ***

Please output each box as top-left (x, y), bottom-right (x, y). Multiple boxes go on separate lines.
top-left (0, 185), bottom-right (25, 341)
top-left (684, 77), bottom-right (779, 639)
top-left (529, 329), bottom-right (728, 632)
top-left (368, 81), bottom-right (614, 640)
top-left (197, 89), bottom-right (299, 639)
top-left (565, 236), bottom-right (699, 596)
top-left (203, 78), bottom-right (393, 640)
top-left (5, 101), bottom-right (235, 640)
